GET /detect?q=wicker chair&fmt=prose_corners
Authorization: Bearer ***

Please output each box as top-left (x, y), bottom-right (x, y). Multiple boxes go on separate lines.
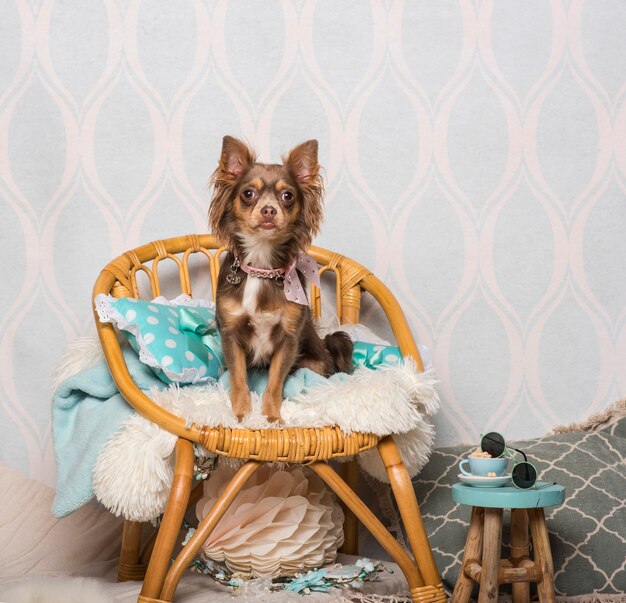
top-left (93, 234), bottom-right (445, 603)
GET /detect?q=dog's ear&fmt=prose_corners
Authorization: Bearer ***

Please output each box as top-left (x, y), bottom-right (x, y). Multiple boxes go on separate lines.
top-left (283, 140), bottom-right (323, 242)
top-left (218, 135), bottom-right (255, 181)
top-left (283, 139), bottom-right (319, 186)
top-left (209, 136), bottom-right (256, 244)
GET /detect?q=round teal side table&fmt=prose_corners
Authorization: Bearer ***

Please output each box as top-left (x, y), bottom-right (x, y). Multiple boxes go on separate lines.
top-left (451, 482), bottom-right (565, 603)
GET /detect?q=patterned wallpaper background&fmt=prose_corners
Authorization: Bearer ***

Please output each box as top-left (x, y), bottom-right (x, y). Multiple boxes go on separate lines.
top-left (1, 0), bottom-right (625, 487)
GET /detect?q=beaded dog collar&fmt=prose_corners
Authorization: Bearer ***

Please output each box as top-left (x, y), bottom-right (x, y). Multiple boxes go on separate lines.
top-left (226, 253), bottom-right (320, 306)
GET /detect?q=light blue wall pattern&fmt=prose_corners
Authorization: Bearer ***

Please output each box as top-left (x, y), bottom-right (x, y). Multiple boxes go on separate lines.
top-left (1, 0), bottom-right (625, 487)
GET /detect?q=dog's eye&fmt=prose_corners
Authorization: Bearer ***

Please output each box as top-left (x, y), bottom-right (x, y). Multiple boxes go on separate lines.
top-left (281, 191), bottom-right (294, 204)
top-left (241, 188), bottom-right (256, 203)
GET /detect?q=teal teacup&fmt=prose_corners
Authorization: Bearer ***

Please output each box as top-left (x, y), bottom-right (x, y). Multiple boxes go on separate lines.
top-left (459, 456), bottom-right (508, 477)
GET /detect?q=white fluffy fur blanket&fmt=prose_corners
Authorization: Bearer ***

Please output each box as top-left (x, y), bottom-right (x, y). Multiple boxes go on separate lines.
top-left (57, 337), bottom-right (440, 522)
top-left (94, 361), bottom-right (439, 521)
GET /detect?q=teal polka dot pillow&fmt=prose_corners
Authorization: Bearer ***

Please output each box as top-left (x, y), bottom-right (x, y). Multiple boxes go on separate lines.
top-left (94, 294), bottom-right (224, 384)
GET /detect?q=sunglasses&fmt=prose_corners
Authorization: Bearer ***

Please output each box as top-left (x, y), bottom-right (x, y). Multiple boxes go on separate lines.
top-left (479, 432), bottom-right (544, 490)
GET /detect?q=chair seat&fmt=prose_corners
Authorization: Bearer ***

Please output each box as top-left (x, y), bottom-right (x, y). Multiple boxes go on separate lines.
top-left (198, 425), bottom-right (380, 462)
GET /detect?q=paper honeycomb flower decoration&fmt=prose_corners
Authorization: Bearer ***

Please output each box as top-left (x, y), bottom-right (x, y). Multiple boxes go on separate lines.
top-left (195, 464), bottom-right (344, 577)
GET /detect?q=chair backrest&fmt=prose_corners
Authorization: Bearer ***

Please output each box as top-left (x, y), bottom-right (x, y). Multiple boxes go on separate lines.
top-left (92, 234), bottom-right (423, 440)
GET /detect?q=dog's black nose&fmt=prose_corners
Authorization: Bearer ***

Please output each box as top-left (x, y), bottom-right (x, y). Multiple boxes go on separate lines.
top-left (261, 205), bottom-right (277, 218)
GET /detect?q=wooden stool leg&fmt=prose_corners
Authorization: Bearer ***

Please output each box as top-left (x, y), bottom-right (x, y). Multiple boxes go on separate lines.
top-left (479, 507), bottom-right (503, 603)
top-left (529, 508), bottom-right (556, 603)
top-left (452, 507), bottom-right (484, 603)
top-left (338, 460), bottom-right (359, 555)
top-left (377, 437), bottom-right (443, 589)
top-left (139, 439), bottom-right (194, 601)
top-left (510, 508), bottom-right (531, 603)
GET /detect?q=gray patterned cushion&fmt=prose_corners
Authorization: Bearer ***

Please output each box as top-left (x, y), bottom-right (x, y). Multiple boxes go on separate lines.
top-left (412, 416), bottom-right (626, 599)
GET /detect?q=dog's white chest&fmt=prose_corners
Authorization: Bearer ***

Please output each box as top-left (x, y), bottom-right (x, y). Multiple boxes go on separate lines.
top-left (242, 277), bottom-right (281, 365)
top-left (242, 276), bottom-right (261, 315)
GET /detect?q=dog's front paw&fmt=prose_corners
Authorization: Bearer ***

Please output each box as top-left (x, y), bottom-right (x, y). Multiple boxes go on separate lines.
top-left (230, 387), bottom-right (252, 423)
top-left (261, 391), bottom-right (283, 425)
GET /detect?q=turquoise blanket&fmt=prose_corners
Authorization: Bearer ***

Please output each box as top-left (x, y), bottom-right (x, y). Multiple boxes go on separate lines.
top-left (52, 348), bottom-right (160, 517)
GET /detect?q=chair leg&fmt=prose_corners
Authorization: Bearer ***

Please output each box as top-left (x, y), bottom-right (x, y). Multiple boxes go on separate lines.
top-left (139, 529), bottom-right (157, 568)
top-left (309, 461), bottom-right (429, 596)
top-left (338, 460), bottom-right (359, 555)
top-left (159, 461), bottom-right (262, 601)
top-left (139, 438), bottom-right (194, 601)
top-left (452, 506), bottom-right (484, 603)
top-left (479, 507), bottom-right (503, 603)
top-left (137, 479), bottom-right (205, 571)
top-left (118, 520), bottom-right (147, 582)
top-left (529, 508), bottom-right (556, 603)
top-left (377, 436), bottom-right (444, 591)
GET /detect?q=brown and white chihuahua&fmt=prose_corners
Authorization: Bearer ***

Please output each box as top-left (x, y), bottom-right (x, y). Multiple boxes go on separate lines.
top-left (209, 136), bottom-right (353, 423)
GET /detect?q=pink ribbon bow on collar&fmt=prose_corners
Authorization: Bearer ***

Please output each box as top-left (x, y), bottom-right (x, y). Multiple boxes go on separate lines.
top-left (283, 253), bottom-right (320, 305)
